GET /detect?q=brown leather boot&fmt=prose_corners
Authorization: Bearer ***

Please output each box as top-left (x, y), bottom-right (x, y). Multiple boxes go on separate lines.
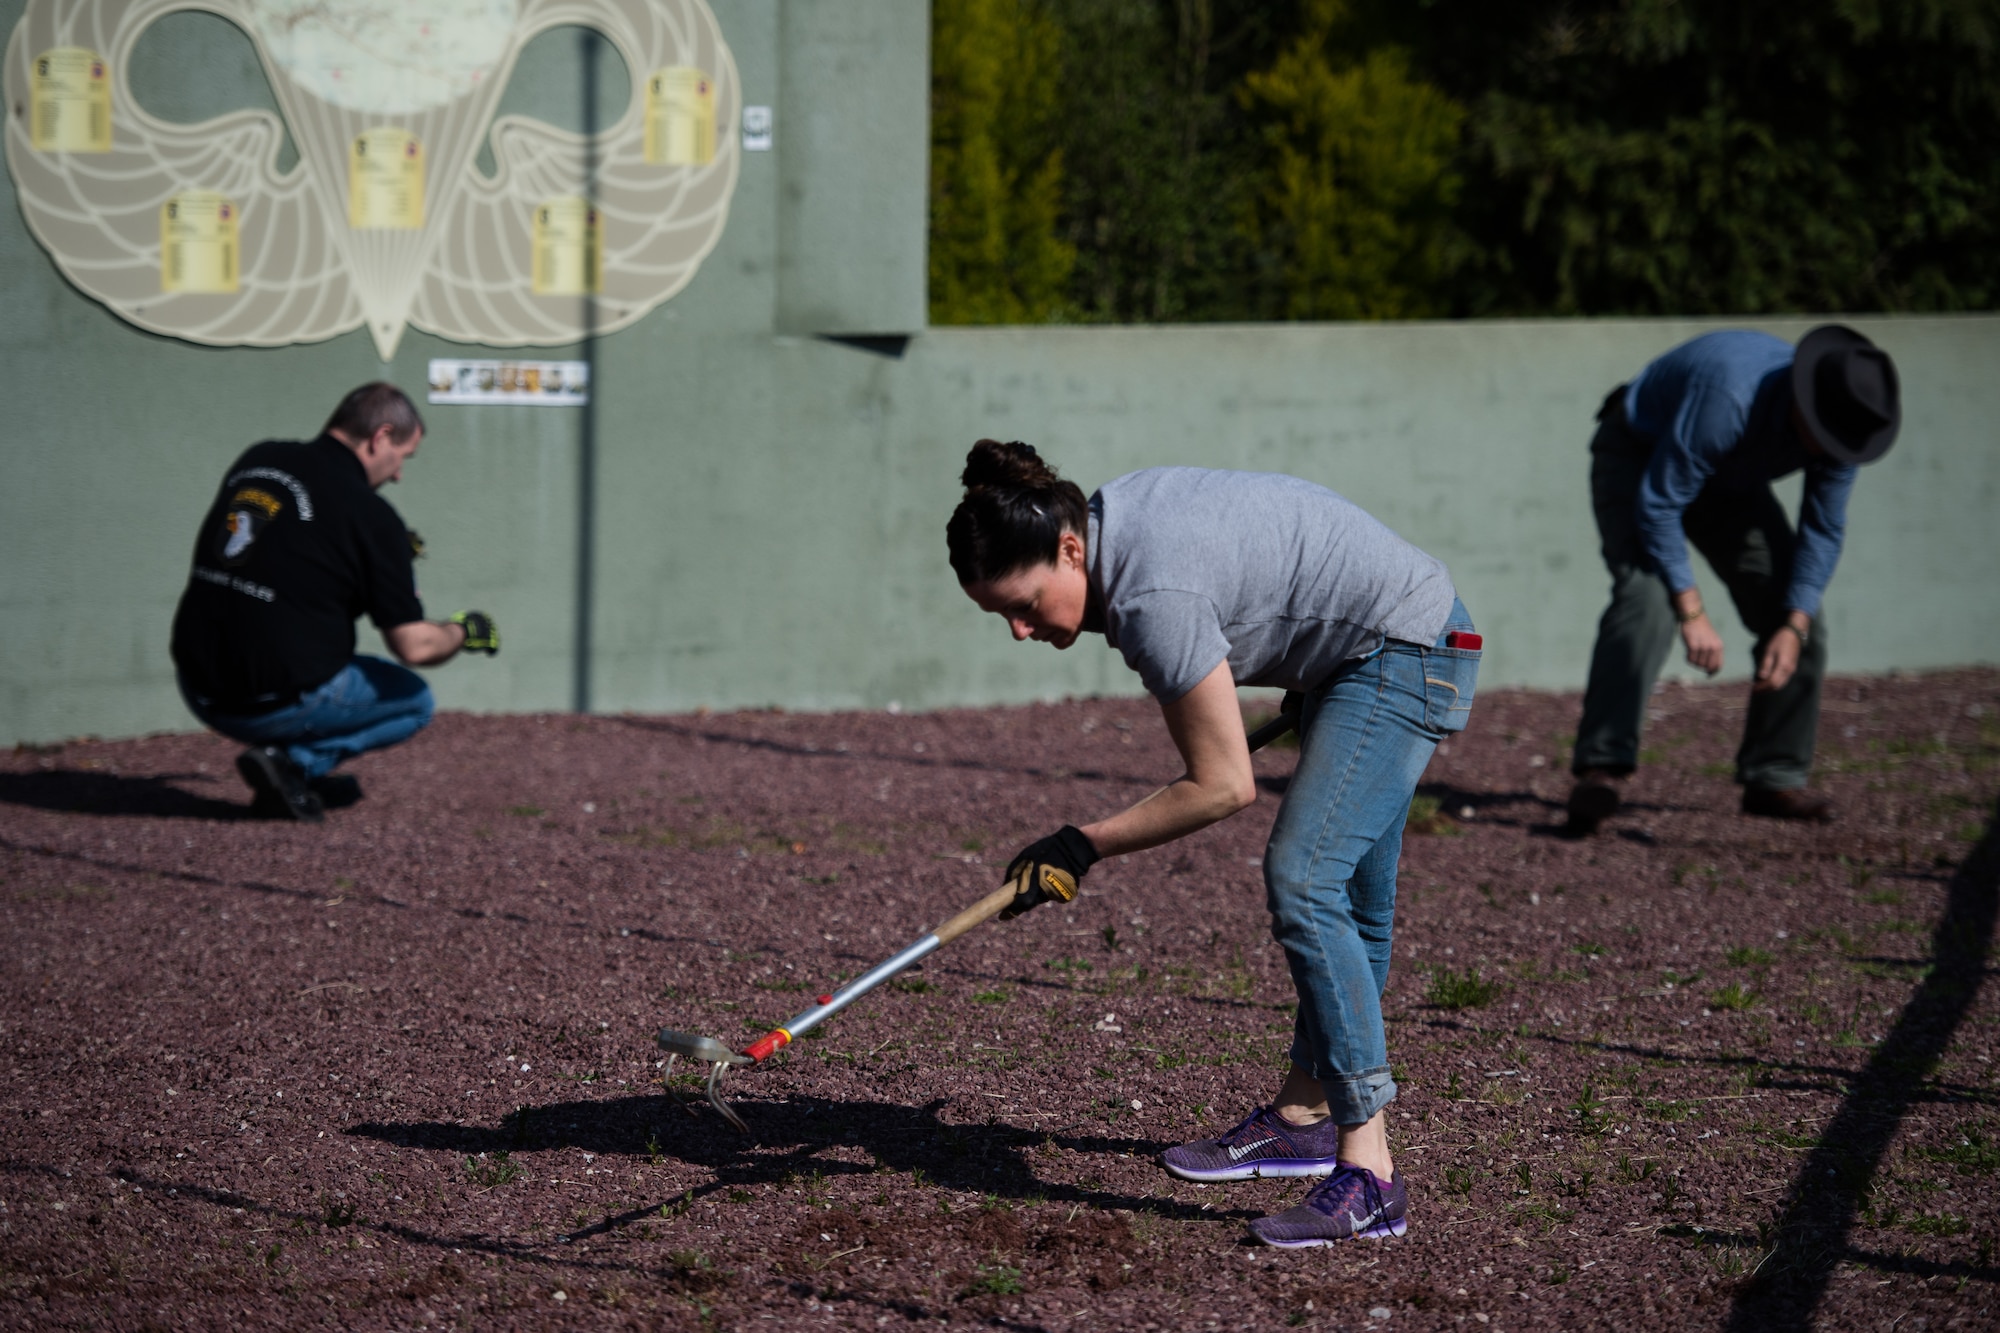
top-left (1566, 770), bottom-right (1623, 834)
top-left (1741, 787), bottom-right (1837, 822)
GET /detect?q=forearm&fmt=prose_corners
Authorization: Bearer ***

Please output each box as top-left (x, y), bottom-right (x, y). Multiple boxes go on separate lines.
top-left (384, 619), bottom-right (466, 666)
top-left (1078, 660), bottom-right (1256, 859)
top-left (1080, 774), bottom-right (1254, 860)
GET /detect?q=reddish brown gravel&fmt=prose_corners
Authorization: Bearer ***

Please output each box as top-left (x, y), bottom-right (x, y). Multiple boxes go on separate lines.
top-left (1, 670), bottom-right (1996, 1330)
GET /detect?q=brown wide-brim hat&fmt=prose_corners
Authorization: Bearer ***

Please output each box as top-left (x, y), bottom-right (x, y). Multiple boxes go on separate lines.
top-left (1793, 324), bottom-right (1900, 465)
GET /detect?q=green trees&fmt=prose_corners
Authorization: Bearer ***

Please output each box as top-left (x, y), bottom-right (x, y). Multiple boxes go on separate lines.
top-left (1240, 3), bottom-right (1465, 319)
top-left (1428, 0), bottom-right (2000, 315)
top-left (928, 0), bottom-right (2000, 321)
top-left (928, 0), bottom-right (1074, 324)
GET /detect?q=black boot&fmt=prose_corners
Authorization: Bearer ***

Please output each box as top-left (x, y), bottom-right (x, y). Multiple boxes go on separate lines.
top-left (1742, 787), bottom-right (1837, 823)
top-left (235, 746), bottom-right (325, 823)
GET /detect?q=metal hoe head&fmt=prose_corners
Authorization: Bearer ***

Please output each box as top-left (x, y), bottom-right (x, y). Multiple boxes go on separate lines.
top-left (657, 1028), bottom-right (753, 1133)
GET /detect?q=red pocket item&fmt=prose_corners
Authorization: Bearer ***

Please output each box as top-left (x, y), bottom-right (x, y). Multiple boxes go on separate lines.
top-left (1445, 631), bottom-right (1483, 650)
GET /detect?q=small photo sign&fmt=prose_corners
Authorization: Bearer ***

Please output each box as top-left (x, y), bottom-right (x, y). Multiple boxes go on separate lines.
top-left (427, 359), bottom-right (590, 407)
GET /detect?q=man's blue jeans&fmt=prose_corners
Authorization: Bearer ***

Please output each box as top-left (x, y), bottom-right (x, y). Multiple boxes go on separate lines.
top-left (1264, 599), bottom-right (1479, 1125)
top-left (181, 656), bottom-right (434, 779)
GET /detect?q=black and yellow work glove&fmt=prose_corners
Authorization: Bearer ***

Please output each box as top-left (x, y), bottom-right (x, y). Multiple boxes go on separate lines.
top-left (450, 610), bottom-right (501, 656)
top-left (999, 825), bottom-right (1100, 921)
top-left (407, 527), bottom-right (427, 560)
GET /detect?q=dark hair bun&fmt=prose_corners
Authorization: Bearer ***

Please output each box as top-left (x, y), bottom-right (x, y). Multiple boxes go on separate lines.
top-left (961, 439), bottom-right (1060, 492)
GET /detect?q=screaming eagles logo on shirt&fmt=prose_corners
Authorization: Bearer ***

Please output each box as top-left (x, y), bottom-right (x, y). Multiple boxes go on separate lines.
top-left (217, 487), bottom-right (283, 566)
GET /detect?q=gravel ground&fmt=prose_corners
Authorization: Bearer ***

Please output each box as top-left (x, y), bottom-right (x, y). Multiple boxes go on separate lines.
top-left (1, 669), bottom-right (1995, 1331)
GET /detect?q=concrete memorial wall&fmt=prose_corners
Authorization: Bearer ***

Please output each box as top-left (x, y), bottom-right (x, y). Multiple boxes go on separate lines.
top-left (2, 0), bottom-right (1995, 747)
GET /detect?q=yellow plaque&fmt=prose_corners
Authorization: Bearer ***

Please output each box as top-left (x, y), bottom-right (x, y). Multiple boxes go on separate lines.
top-left (30, 47), bottom-right (112, 153)
top-left (531, 197), bottom-right (603, 296)
top-left (348, 128), bottom-right (425, 230)
top-left (644, 66), bottom-right (716, 166)
top-left (160, 192), bottom-right (240, 294)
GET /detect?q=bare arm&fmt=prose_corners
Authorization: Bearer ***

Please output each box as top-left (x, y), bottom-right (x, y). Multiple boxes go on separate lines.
top-left (383, 619), bottom-right (467, 667)
top-left (1754, 609), bottom-right (1813, 692)
top-left (1672, 587), bottom-right (1724, 676)
top-left (1078, 660), bottom-right (1257, 858)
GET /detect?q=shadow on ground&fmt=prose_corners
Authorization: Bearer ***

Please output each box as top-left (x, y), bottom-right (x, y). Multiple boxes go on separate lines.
top-left (1727, 794), bottom-right (2000, 1330)
top-left (0, 770), bottom-right (248, 820)
top-left (348, 1092), bottom-right (1252, 1237)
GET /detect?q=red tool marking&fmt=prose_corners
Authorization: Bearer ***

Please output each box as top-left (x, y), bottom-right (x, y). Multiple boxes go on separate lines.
top-left (743, 1030), bottom-right (791, 1063)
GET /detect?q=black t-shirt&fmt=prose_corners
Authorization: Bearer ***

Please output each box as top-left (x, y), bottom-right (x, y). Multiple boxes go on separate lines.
top-left (171, 436), bottom-right (425, 709)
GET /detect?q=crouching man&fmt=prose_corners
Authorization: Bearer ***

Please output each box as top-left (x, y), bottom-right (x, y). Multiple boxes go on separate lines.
top-left (170, 383), bottom-right (498, 821)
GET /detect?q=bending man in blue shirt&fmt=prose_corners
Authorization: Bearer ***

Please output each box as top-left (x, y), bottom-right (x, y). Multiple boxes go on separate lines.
top-left (1567, 325), bottom-right (1901, 832)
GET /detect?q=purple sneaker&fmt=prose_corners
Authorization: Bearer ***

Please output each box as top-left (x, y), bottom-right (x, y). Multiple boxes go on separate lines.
top-left (1158, 1106), bottom-right (1343, 1182)
top-left (1249, 1164), bottom-right (1408, 1248)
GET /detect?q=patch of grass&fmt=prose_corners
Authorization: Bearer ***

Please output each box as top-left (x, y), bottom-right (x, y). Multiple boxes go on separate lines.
top-left (752, 977), bottom-right (810, 992)
top-left (889, 976), bottom-right (934, 995)
top-left (320, 1196), bottom-right (359, 1227)
top-left (1640, 1098), bottom-right (1696, 1122)
top-left (666, 1249), bottom-right (727, 1294)
top-left (1725, 946), bottom-right (1774, 967)
top-left (1404, 794), bottom-right (1460, 836)
top-left (1443, 1165), bottom-right (1477, 1196)
top-left (968, 1262), bottom-right (1024, 1296)
top-left (1424, 965), bottom-right (1497, 1010)
top-left (1570, 1084), bottom-right (1611, 1136)
top-left (1616, 1155), bottom-right (1658, 1184)
top-left (1101, 925), bottom-right (1119, 951)
top-left (15, 882), bottom-right (113, 902)
top-left (1571, 941), bottom-right (1607, 958)
top-left (973, 988), bottom-right (1009, 1004)
top-left (1915, 1122), bottom-right (2000, 1175)
top-left (464, 1152), bottom-right (520, 1188)
top-left (1512, 1199), bottom-right (1574, 1231)
top-left (505, 804), bottom-right (544, 817)
top-left (1863, 887), bottom-right (1906, 907)
top-left (1709, 982), bottom-right (1759, 1012)
top-left (1044, 955), bottom-right (1093, 975)
top-left (1904, 1212), bottom-right (1970, 1237)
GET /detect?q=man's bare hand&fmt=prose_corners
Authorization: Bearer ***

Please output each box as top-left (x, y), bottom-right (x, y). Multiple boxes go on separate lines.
top-left (1680, 615), bottom-right (1724, 675)
top-left (1754, 616), bottom-right (1810, 693)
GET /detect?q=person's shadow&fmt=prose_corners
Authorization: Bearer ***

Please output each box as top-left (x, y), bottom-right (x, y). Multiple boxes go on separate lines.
top-left (0, 770), bottom-right (248, 819)
top-left (348, 1089), bottom-right (1257, 1230)
top-left (0, 768), bottom-right (362, 820)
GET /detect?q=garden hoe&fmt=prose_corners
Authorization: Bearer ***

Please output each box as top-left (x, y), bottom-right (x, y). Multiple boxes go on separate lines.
top-left (658, 709), bottom-right (1302, 1132)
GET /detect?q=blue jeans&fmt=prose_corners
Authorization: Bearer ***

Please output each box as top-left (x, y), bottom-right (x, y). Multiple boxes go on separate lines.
top-left (180, 656), bottom-right (434, 780)
top-left (1264, 598), bottom-right (1479, 1124)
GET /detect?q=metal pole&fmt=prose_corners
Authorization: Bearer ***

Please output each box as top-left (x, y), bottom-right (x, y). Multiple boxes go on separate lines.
top-left (573, 28), bottom-right (602, 714)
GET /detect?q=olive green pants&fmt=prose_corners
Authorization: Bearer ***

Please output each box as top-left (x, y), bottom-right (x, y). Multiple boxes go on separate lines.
top-left (1572, 397), bottom-right (1826, 791)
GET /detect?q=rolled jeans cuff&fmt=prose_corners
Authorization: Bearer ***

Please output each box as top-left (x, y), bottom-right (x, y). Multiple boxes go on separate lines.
top-left (1289, 1055), bottom-right (1397, 1125)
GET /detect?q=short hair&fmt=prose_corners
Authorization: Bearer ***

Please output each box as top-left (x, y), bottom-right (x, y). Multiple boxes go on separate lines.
top-left (324, 382), bottom-right (424, 443)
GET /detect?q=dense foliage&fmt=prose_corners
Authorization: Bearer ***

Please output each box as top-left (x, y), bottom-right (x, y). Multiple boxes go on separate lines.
top-left (928, 0), bottom-right (2000, 323)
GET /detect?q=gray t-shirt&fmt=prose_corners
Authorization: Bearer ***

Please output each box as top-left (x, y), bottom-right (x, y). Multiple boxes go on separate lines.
top-left (1086, 468), bottom-right (1456, 702)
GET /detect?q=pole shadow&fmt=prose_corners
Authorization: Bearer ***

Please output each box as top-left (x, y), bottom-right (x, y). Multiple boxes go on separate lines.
top-left (1726, 795), bottom-right (1999, 1329)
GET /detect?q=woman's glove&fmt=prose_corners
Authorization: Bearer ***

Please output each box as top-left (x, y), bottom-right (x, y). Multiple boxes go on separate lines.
top-left (999, 825), bottom-right (1100, 920)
